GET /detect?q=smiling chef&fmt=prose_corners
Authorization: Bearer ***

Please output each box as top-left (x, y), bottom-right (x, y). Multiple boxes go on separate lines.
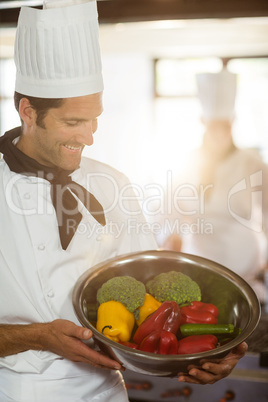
top-left (0, 0), bottom-right (248, 400)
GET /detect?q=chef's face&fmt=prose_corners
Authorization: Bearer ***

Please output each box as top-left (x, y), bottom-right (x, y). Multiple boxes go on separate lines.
top-left (20, 92), bottom-right (103, 171)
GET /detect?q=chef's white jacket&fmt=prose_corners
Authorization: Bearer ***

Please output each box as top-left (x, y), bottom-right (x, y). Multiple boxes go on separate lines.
top-left (160, 148), bottom-right (268, 294)
top-left (0, 156), bottom-right (157, 401)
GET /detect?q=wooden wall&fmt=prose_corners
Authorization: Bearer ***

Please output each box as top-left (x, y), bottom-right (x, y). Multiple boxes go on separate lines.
top-left (1, 0), bottom-right (268, 26)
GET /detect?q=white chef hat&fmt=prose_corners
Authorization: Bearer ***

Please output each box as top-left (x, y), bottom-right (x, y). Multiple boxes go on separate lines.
top-left (196, 69), bottom-right (237, 122)
top-left (14, 0), bottom-right (104, 98)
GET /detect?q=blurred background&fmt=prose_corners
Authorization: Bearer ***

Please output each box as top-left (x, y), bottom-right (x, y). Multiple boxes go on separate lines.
top-left (1, 1), bottom-right (268, 400)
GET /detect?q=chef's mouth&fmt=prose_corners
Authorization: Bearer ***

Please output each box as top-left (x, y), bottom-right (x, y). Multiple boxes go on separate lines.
top-left (63, 144), bottom-right (83, 152)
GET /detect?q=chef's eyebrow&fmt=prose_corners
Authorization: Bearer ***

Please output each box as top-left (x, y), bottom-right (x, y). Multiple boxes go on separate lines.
top-left (61, 118), bottom-right (87, 122)
top-left (60, 116), bottom-right (99, 122)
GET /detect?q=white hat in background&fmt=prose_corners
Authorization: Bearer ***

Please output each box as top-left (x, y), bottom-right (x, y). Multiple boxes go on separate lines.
top-left (196, 69), bottom-right (237, 122)
top-left (14, 0), bottom-right (103, 98)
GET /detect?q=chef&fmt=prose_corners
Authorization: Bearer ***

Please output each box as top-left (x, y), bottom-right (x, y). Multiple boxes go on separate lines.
top-left (0, 2), bottom-right (248, 400)
top-left (164, 68), bottom-right (268, 301)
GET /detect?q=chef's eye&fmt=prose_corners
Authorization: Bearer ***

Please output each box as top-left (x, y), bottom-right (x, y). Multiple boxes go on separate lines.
top-left (66, 121), bottom-right (79, 127)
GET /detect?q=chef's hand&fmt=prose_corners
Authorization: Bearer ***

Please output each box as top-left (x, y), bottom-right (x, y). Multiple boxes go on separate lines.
top-left (42, 319), bottom-right (124, 371)
top-left (177, 342), bottom-right (248, 384)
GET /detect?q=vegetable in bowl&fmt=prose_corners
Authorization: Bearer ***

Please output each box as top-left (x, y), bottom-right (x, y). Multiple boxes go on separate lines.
top-left (146, 270), bottom-right (201, 305)
top-left (95, 271), bottom-right (241, 356)
top-left (96, 275), bottom-right (146, 319)
top-left (73, 250), bottom-right (260, 376)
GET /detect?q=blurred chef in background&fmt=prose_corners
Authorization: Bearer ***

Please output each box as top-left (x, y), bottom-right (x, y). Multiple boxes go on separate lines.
top-left (162, 68), bottom-right (268, 302)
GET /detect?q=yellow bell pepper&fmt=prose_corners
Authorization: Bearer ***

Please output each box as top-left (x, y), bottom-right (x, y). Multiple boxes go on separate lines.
top-left (136, 293), bottom-right (161, 326)
top-left (96, 300), bottom-right (135, 343)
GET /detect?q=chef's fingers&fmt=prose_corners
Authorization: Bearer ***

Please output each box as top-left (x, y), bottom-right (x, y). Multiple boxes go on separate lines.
top-left (75, 342), bottom-right (124, 371)
top-left (197, 342), bottom-right (248, 370)
top-left (57, 320), bottom-right (94, 340)
top-left (177, 367), bottom-right (222, 385)
top-left (61, 321), bottom-right (124, 370)
top-left (198, 342), bottom-right (248, 373)
top-left (177, 342), bottom-right (248, 385)
top-left (42, 320), bottom-right (124, 370)
top-left (197, 343), bottom-right (248, 380)
top-left (178, 363), bottom-right (232, 384)
top-left (224, 341), bottom-right (248, 360)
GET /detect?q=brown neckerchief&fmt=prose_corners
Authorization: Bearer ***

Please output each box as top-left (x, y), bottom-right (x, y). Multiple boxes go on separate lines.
top-left (0, 126), bottom-right (106, 249)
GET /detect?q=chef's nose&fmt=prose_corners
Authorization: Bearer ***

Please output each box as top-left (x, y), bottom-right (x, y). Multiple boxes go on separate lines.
top-left (77, 119), bottom-right (98, 146)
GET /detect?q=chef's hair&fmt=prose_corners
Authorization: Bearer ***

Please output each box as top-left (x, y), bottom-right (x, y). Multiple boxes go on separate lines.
top-left (14, 91), bottom-right (64, 128)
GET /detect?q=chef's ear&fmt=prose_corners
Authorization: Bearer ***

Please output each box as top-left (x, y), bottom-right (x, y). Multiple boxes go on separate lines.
top-left (19, 97), bottom-right (37, 127)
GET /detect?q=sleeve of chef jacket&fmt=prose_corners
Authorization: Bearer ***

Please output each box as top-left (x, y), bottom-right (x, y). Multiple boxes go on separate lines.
top-left (108, 168), bottom-right (158, 253)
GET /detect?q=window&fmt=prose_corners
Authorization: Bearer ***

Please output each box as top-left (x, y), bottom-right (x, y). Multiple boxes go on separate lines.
top-left (228, 58), bottom-right (268, 158)
top-left (153, 57), bottom-right (268, 181)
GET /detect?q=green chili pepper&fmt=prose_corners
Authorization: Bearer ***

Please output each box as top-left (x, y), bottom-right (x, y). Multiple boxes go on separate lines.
top-left (180, 323), bottom-right (241, 337)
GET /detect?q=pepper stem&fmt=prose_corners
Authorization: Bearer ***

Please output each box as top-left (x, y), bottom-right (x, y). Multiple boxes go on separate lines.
top-left (102, 325), bottom-right (112, 334)
top-left (179, 302), bottom-right (193, 307)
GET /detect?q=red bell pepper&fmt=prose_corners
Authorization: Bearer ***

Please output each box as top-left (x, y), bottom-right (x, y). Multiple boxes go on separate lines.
top-left (187, 301), bottom-right (219, 317)
top-left (119, 341), bottom-right (139, 349)
top-left (133, 301), bottom-right (181, 345)
top-left (180, 301), bottom-right (218, 325)
top-left (177, 334), bottom-right (218, 355)
top-left (139, 329), bottom-right (178, 355)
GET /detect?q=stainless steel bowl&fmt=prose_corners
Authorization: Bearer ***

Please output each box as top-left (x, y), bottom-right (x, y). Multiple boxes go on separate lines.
top-left (72, 250), bottom-right (260, 377)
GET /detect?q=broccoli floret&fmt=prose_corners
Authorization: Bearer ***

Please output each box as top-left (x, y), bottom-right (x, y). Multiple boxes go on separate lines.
top-left (97, 276), bottom-right (146, 317)
top-left (146, 270), bottom-right (201, 305)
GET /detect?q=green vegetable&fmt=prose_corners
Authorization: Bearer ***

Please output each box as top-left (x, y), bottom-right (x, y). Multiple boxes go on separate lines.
top-left (146, 271), bottom-right (201, 305)
top-left (180, 323), bottom-right (241, 337)
top-left (97, 276), bottom-right (146, 319)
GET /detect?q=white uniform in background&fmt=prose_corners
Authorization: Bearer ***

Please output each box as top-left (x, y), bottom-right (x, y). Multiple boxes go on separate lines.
top-left (180, 147), bottom-right (268, 281)
top-left (161, 69), bottom-right (268, 300)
